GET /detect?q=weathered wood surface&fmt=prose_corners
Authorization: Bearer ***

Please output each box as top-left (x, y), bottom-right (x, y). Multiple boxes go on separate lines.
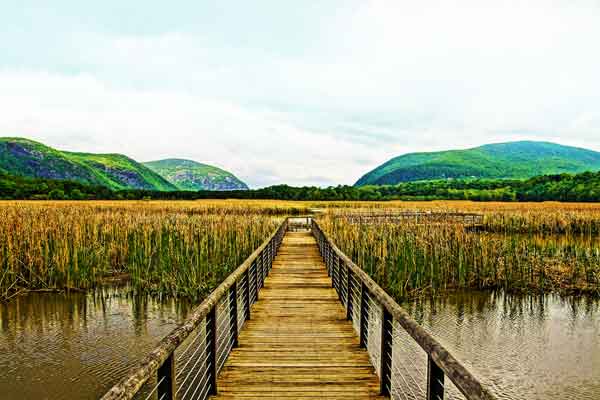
top-left (312, 222), bottom-right (497, 400)
top-left (212, 231), bottom-right (384, 399)
top-left (101, 220), bottom-right (287, 400)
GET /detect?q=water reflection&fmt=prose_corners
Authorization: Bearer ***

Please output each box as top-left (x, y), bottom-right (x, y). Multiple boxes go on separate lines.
top-left (402, 291), bottom-right (600, 400)
top-left (0, 286), bottom-right (192, 400)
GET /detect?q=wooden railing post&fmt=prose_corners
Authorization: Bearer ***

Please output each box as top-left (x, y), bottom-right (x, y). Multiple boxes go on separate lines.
top-left (359, 282), bottom-right (369, 348)
top-left (323, 241), bottom-right (328, 275)
top-left (245, 269), bottom-right (251, 320)
top-left (157, 353), bottom-right (175, 400)
top-left (273, 237), bottom-right (276, 258)
top-left (260, 249), bottom-right (266, 283)
top-left (335, 255), bottom-right (340, 292)
top-left (254, 260), bottom-right (260, 301)
top-left (427, 356), bottom-right (445, 400)
top-left (336, 257), bottom-right (341, 300)
top-left (266, 241), bottom-right (271, 272)
top-left (318, 234), bottom-right (322, 255)
top-left (339, 257), bottom-right (345, 304)
top-left (307, 219), bottom-right (497, 400)
top-left (327, 245), bottom-right (331, 277)
top-left (325, 242), bottom-right (333, 280)
top-left (346, 267), bottom-right (353, 321)
top-left (271, 238), bottom-right (275, 266)
top-left (380, 308), bottom-right (392, 396)
top-left (208, 307), bottom-right (217, 395)
top-left (99, 219), bottom-right (294, 400)
top-left (230, 283), bottom-right (239, 348)
top-left (272, 238), bottom-right (275, 262)
top-left (269, 240), bottom-right (274, 270)
top-left (263, 246), bottom-right (268, 279)
top-left (319, 233), bottom-right (324, 257)
top-left (331, 253), bottom-right (336, 288)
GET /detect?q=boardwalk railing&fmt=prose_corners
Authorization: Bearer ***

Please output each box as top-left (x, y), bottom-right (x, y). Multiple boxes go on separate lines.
top-left (101, 216), bottom-right (496, 400)
top-left (312, 220), bottom-right (496, 400)
top-left (101, 219), bottom-right (288, 400)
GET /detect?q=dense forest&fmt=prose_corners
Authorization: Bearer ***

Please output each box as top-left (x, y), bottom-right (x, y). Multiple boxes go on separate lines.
top-left (2, 170), bottom-right (600, 202)
top-left (355, 141), bottom-right (600, 186)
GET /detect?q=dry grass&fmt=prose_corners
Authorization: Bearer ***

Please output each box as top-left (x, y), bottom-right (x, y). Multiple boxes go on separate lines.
top-left (2, 199), bottom-right (599, 302)
top-left (318, 202), bottom-right (600, 300)
top-left (0, 201), bottom-right (288, 300)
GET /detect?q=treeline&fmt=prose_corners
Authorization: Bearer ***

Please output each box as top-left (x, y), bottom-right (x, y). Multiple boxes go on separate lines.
top-left (0, 172), bottom-right (115, 200)
top-left (2, 170), bottom-right (600, 202)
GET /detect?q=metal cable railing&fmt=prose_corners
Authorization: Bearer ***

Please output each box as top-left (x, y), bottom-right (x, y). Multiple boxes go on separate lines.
top-left (102, 219), bottom-right (288, 400)
top-left (312, 220), bottom-right (496, 400)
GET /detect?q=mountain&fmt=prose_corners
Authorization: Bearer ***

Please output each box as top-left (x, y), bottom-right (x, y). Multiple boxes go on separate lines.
top-left (0, 137), bottom-right (177, 191)
top-left (355, 141), bottom-right (600, 186)
top-left (143, 159), bottom-right (249, 191)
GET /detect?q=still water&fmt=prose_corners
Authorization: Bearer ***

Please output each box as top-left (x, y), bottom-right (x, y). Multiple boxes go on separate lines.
top-left (402, 291), bottom-right (600, 400)
top-left (0, 287), bottom-right (191, 400)
top-left (1, 289), bottom-right (599, 400)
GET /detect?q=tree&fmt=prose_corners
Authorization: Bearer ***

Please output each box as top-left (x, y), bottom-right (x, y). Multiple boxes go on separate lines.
top-left (49, 189), bottom-right (66, 200)
top-left (70, 189), bottom-right (85, 200)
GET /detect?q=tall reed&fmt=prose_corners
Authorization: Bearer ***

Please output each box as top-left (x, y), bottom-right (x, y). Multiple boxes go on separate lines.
top-left (0, 201), bottom-right (281, 300)
top-left (319, 213), bottom-right (600, 301)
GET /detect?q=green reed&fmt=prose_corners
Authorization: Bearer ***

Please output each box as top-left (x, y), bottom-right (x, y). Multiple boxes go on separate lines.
top-left (0, 202), bottom-right (281, 300)
top-left (319, 216), bottom-right (600, 301)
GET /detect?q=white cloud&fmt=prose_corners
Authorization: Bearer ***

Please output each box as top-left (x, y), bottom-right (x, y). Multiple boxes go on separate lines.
top-left (0, 70), bottom-right (397, 187)
top-left (1, 1), bottom-right (600, 186)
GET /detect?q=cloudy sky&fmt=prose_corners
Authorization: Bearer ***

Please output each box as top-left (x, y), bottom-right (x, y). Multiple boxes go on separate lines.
top-left (1, 1), bottom-right (599, 187)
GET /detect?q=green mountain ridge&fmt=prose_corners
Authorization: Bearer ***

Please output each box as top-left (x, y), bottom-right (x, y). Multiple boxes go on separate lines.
top-left (0, 137), bottom-right (176, 191)
top-left (143, 159), bottom-right (249, 191)
top-left (0, 137), bottom-right (249, 191)
top-left (355, 141), bottom-right (600, 186)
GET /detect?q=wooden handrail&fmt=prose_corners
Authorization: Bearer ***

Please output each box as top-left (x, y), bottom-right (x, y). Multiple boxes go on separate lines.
top-left (101, 218), bottom-right (288, 400)
top-left (101, 216), bottom-right (495, 400)
top-left (311, 219), bottom-right (496, 400)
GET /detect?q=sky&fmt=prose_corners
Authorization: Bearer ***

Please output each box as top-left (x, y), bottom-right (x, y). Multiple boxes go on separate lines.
top-left (1, 1), bottom-right (600, 188)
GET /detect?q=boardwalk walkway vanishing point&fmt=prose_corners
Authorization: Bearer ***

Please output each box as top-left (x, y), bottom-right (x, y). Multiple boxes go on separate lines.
top-left (102, 218), bottom-right (496, 400)
top-left (213, 231), bottom-right (383, 398)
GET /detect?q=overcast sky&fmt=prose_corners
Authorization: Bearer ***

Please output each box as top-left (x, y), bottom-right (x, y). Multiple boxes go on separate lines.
top-left (1, 1), bottom-right (599, 187)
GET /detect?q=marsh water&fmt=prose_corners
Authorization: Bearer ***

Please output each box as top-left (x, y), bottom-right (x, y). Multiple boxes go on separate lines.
top-left (402, 291), bottom-right (600, 400)
top-left (0, 287), bottom-right (191, 400)
top-left (1, 289), bottom-right (599, 399)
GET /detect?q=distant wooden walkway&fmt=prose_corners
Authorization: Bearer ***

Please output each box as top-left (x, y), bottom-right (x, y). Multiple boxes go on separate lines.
top-left (213, 231), bottom-right (383, 399)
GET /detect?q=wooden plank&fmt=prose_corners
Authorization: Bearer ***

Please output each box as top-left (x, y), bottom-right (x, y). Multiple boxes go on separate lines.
top-left (312, 222), bottom-right (497, 400)
top-left (101, 220), bottom-right (289, 400)
top-left (211, 231), bottom-right (384, 399)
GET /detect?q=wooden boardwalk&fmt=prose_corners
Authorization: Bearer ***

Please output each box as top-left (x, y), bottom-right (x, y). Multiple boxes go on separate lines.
top-left (213, 231), bottom-right (383, 399)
